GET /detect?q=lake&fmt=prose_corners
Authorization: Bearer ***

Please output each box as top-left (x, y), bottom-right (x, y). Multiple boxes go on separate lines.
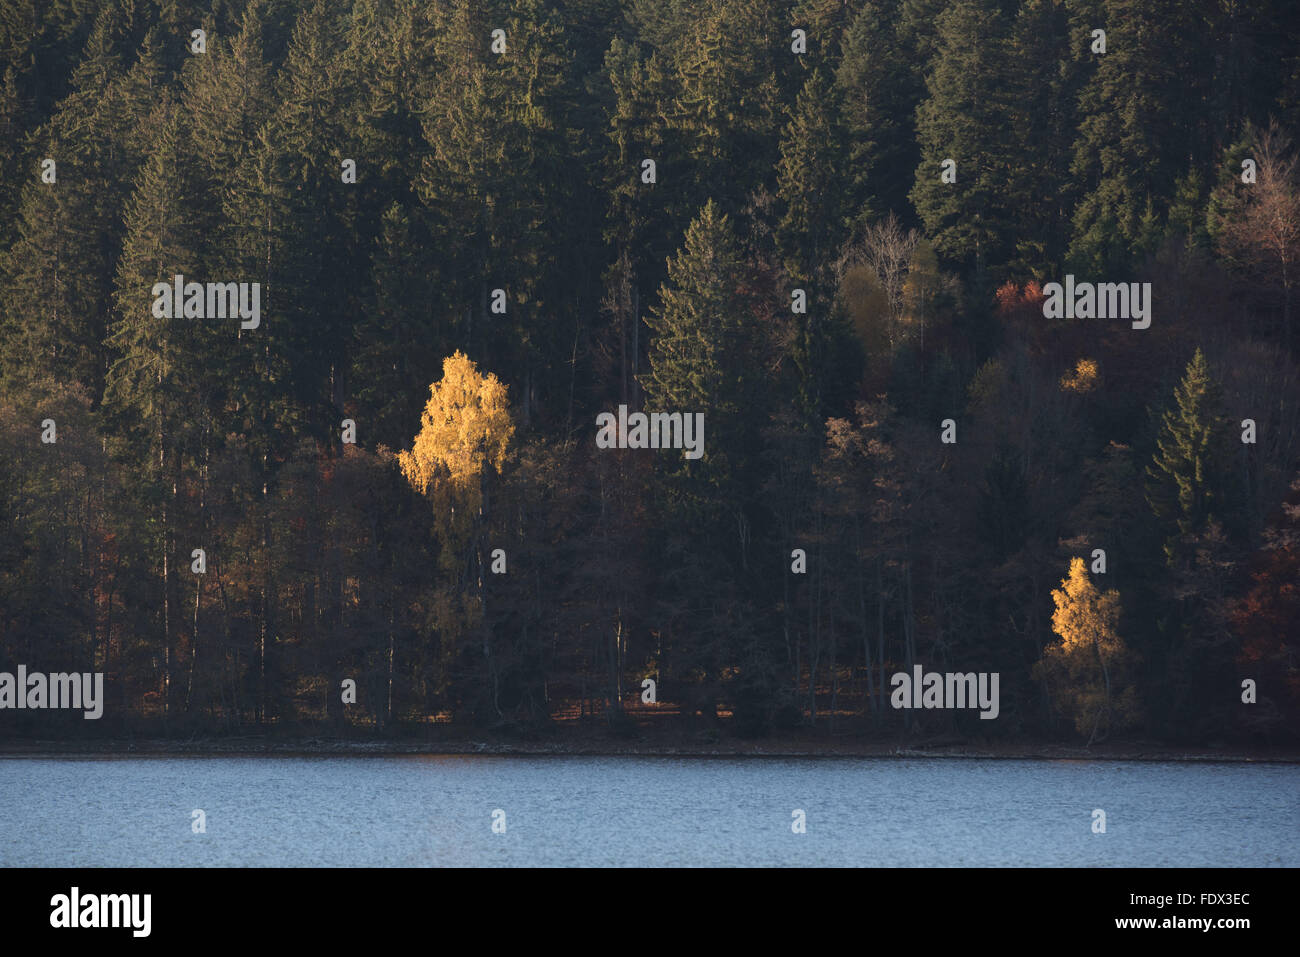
top-left (1, 755), bottom-right (1295, 866)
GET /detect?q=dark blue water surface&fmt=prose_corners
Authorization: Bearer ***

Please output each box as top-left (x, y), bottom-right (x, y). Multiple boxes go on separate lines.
top-left (1, 756), bottom-right (1295, 866)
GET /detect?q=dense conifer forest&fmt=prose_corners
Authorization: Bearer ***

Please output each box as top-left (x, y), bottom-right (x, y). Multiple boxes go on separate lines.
top-left (2, 0), bottom-right (1298, 746)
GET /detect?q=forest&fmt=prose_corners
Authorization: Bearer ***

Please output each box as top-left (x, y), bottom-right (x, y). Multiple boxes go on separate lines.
top-left (1, 0), bottom-right (1298, 746)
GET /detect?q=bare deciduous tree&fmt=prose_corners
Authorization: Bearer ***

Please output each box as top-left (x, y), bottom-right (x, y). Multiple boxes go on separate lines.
top-left (836, 213), bottom-right (920, 354)
top-left (1215, 121), bottom-right (1300, 348)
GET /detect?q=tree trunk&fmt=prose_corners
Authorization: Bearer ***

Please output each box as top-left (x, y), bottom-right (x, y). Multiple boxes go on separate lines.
top-left (1087, 635), bottom-right (1113, 747)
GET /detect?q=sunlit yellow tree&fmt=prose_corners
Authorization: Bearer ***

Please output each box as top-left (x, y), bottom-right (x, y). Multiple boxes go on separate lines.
top-left (399, 351), bottom-right (514, 499)
top-left (399, 351), bottom-right (514, 716)
top-left (1033, 557), bottom-right (1141, 744)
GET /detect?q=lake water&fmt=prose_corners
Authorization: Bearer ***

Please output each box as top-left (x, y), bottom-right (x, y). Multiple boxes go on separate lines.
top-left (1, 756), bottom-right (1295, 866)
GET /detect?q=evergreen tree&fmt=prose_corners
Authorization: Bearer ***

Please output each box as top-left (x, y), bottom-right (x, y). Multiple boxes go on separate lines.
top-left (603, 38), bottom-right (675, 279)
top-left (835, 0), bottom-right (924, 228)
top-left (776, 67), bottom-right (847, 285)
top-left (1144, 348), bottom-right (1236, 563)
top-left (641, 201), bottom-right (772, 724)
top-left (909, 0), bottom-right (1017, 273)
top-left (417, 0), bottom-right (579, 426)
top-left (1, 15), bottom-right (165, 398)
top-left (265, 0), bottom-right (364, 435)
top-left (669, 0), bottom-right (784, 219)
top-left (643, 201), bottom-right (764, 502)
top-left (0, 67), bottom-right (28, 252)
top-left (102, 104), bottom-right (213, 719)
top-left (1067, 0), bottom-right (1218, 274)
top-left (1002, 0), bottom-right (1076, 278)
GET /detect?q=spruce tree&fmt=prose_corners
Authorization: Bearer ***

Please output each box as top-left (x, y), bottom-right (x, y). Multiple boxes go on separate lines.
top-left (835, 0), bottom-right (924, 228)
top-left (1, 17), bottom-right (165, 399)
top-left (669, 0), bottom-right (783, 219)
top-left (776, 67), bottom-right (847, 286)
top-left (1068, 0), bottom-right (1218, 274)
top-left (1002, 0), bottom-right (1077, 278)
top-left (641, 201), bottom-right (770, 723)
top-left (909, 0), bottom-right (1017, 272)
top-left (642, 200), bottom-right (760, 501)
top-left (1144, 349), bottom-right (1234, 561)
top-left (102, 105), bottom-right (213, 719)
top-left (351, 203), bottom-right (449, 450)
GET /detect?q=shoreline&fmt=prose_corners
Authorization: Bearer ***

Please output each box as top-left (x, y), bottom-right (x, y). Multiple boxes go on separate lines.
top-left (2, 734), bottom-right (1297, 763)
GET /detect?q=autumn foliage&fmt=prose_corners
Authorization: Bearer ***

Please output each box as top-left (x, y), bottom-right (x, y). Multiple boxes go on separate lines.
top-left (399, 351), bottom-right (514, 501)
top-left (1034, 557), bottom-right (1142, 743)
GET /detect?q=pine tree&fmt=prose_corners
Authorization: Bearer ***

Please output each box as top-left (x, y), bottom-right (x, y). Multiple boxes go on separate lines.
top-left (351, 204), bottom-right (449, 450)
top-left (0, 130), bottom-right (105, 394)
top-left (346, 0), bottom-right (438, 210)
top-left (603, 38), bottom-right (675, 278)
top-left (774, 68), bottom-right (860, 422)
top-left (1143, 350), bottom-right (1245, 741)
top-left (182, 3), bottom-right (274, 193)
